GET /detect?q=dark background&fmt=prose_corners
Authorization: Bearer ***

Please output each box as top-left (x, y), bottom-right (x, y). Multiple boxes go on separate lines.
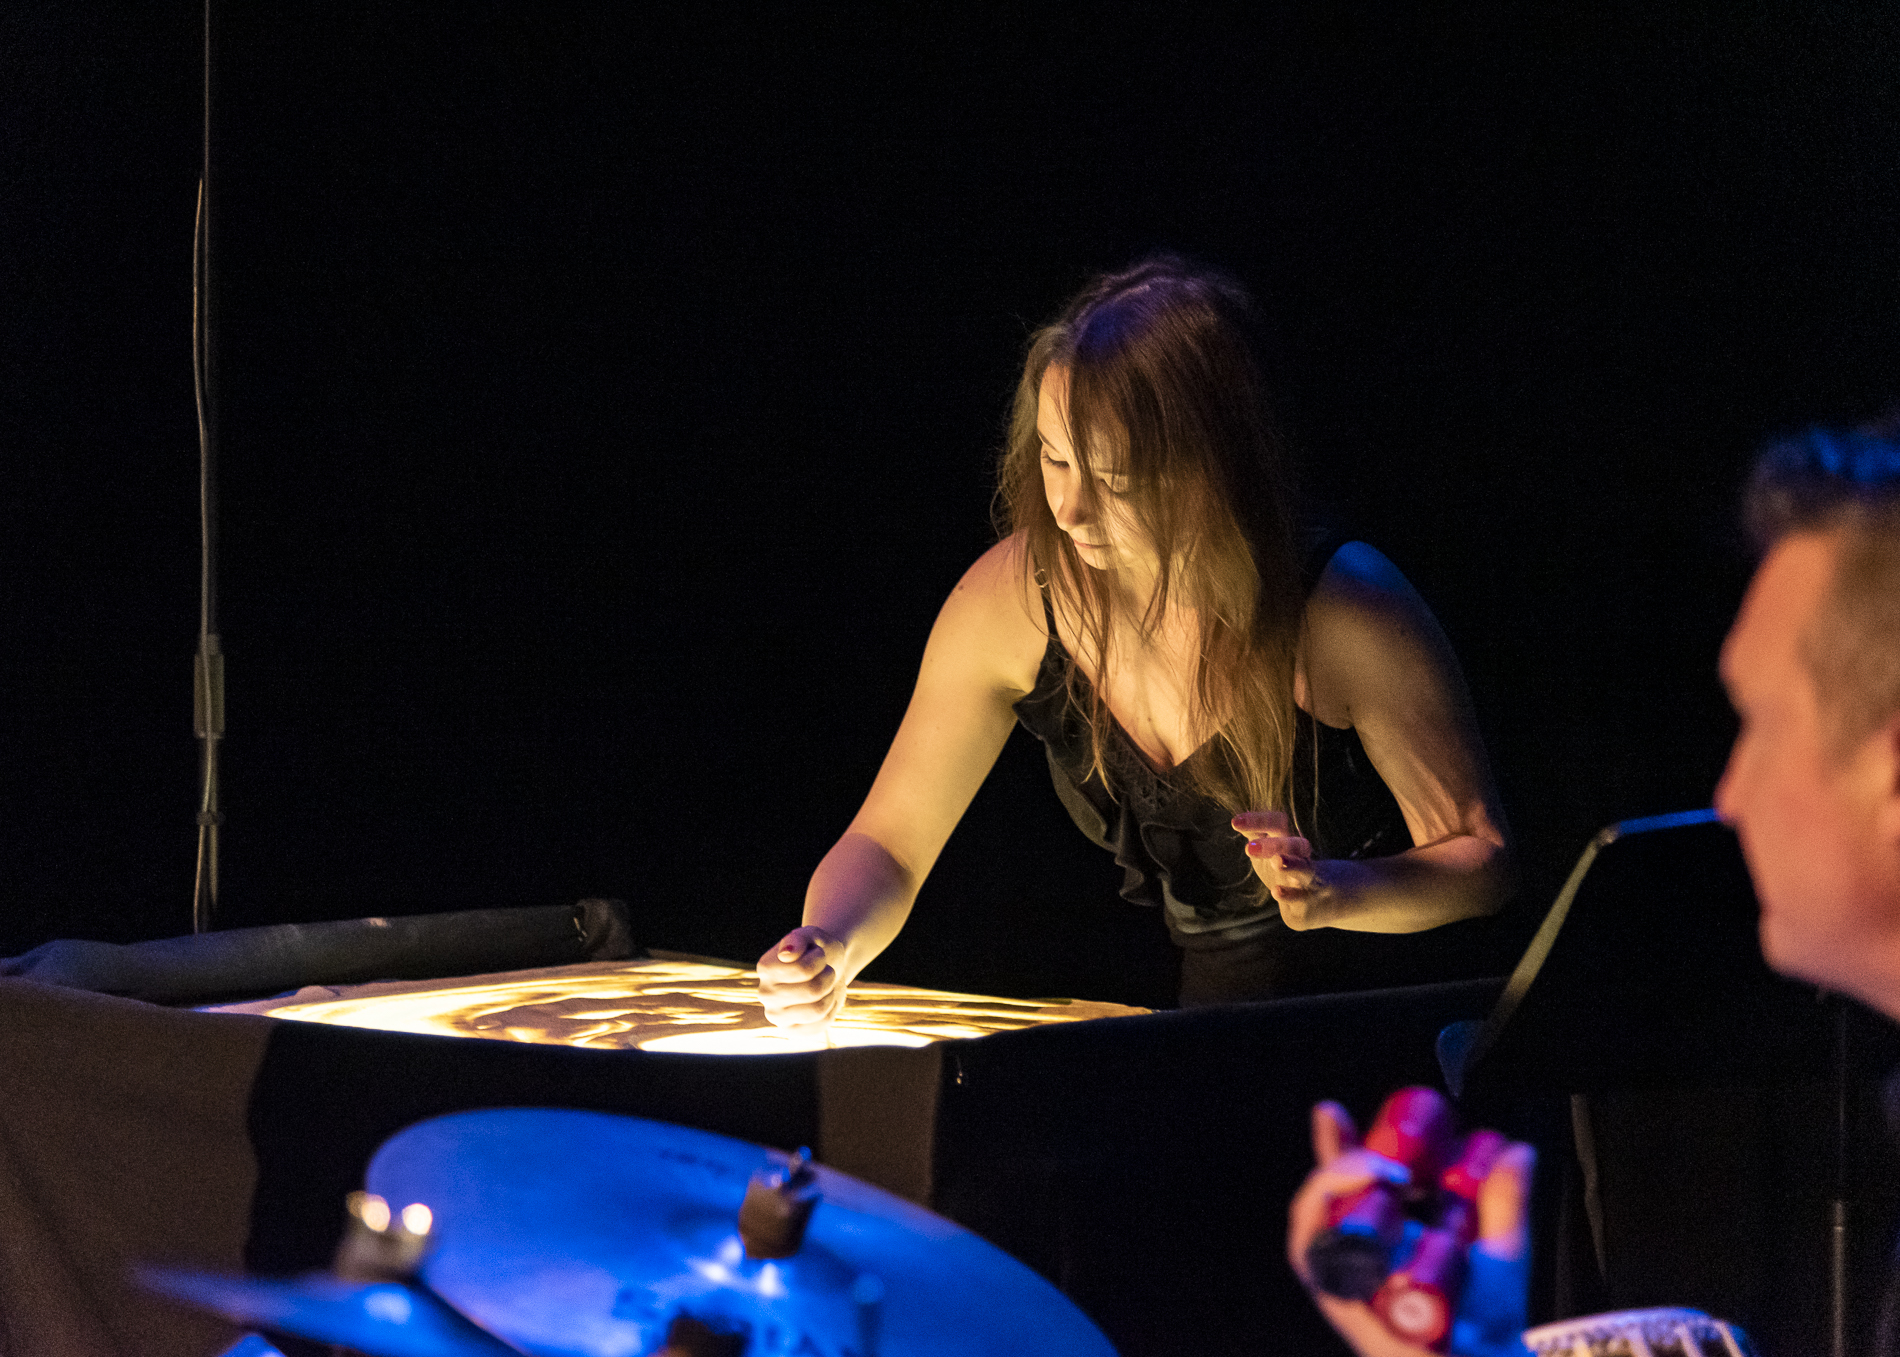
top-left (5, 4), bottom-right (1898, 1008)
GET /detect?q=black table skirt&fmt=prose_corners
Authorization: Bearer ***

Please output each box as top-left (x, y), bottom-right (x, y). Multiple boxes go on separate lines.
top-left (1, 973), bottom-right (1512, 1357)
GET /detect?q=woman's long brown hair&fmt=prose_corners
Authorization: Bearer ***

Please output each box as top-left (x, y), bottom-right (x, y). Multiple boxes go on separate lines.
top-left (996, 256), bottom-right (1306, 823)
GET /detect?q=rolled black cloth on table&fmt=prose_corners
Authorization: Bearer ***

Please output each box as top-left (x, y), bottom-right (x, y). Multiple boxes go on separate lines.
top-left (0, 898), bottom-right (641, 1005)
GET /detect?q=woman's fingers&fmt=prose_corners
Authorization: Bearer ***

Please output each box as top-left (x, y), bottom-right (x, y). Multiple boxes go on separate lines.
top-left (762, 988), bottom-right (840, 1028)
top-left (1244, 836), bottom-right (1317, 919)
top-left (1234, 811), bottom-right (1312, 872)
top-left (1232, 809), bottom-right (1291, 837)
top-left (756, 928), bottom-right (849, 1027)
top-left (1244, 836), bottom-right (1313, 869)
top-left (1238, 828), bottom-right (1320, 923)
top-left (1234, 814), bottom-right (1314, 913)
top-left (760, 927), bottom-right (835, 981)
top-left (758, 961), bottom-right (840, 1028)
top-left (772, 927), bottom-right (823, 966)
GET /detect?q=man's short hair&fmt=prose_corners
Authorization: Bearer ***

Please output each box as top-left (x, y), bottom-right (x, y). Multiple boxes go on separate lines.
top-left (1745, 420), bottom-right (1900, 749)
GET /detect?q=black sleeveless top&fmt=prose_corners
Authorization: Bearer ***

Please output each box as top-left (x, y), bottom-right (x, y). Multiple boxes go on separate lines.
top-left (1011, 539), bottom-right (1411, 948)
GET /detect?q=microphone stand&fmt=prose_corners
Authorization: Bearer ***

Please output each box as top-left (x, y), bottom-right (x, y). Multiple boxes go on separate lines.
top-left (1830, 995), bottom-right (1850, 1357)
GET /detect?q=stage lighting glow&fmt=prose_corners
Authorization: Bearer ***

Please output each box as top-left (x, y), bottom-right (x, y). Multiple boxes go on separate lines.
top-left (208, 956), bottom-right (1144, 1053)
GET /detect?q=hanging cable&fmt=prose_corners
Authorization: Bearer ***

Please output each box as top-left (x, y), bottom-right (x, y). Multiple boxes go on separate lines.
top-left (191, 0), bottom-right (224, 933)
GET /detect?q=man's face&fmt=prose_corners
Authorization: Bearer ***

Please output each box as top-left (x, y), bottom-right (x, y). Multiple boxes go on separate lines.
top-left (1716, 530), bottom-right (1900, 1008)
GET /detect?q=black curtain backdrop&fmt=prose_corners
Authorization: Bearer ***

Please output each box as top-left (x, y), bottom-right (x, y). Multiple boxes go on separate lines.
top-left (5, 4), bottom-right (1898, 1008)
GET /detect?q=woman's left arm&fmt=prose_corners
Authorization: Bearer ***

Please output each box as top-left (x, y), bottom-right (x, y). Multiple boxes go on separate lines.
top-left (1237, 542), bottom-right (1513, 933)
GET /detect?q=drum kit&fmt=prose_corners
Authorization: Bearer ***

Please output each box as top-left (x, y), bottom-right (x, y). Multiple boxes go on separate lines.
top-left (142, 1107), bottom-right (1118, 1357)
top-left (142, 1106), bottom-right (1765, 1357)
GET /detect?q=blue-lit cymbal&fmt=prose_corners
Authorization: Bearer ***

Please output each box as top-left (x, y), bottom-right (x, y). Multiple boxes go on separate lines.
top-left (139, 1265), bottom-right (524, 1357)
top-left (366, 1108), bottom-right (1118, 1357)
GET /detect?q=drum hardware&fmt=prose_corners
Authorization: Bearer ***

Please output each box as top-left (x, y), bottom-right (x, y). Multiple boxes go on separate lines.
top-left (210, 1336), bottom-right (290, 1357)
top-left (144, 1185), bottom-right (525, 1355)
top-left (335, 1191), bottom-right (435, 1281)
top-left (142, 1108), bottom-right (1114, 1357)
top-left (151, 1187), bottom-right (521, 1355)
top-left (139, 1261), bottom-right (524, 1356)
top-left (736, 1149), bottom-right (821, 1260)
top-left (1522, 1307), bottom-right (1756, 1357)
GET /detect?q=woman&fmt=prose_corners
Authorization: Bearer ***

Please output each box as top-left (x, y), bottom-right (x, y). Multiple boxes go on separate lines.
top-left (758, 257), bottom-right (1510, 1021)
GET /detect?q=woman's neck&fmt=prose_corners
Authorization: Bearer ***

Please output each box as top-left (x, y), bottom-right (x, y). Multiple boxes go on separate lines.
top-left (1103, 557), bottom-right (1165, 623)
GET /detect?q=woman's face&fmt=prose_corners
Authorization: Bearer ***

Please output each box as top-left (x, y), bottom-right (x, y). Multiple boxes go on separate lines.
top-left (1037, 366), bottom-right (1157, 577)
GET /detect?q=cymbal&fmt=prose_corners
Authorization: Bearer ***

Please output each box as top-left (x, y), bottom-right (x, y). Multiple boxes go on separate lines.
top-left (366, 1108), bottom-right (1118, 1357)
top-left (139, 1265), bottom-right (524, 1357)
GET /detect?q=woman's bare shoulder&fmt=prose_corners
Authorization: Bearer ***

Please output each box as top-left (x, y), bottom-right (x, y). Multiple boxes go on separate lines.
top-left (1306, 541), bottom-right (1435, 636)
top-left (1302, 541), bottom-right (1460, 723)
top-left (952, 533), bottom-right (1039, 605)
top-left (1301, 543), bottom-right (1508, 873)
top-left (931, 533), bottom-right (1049, 696)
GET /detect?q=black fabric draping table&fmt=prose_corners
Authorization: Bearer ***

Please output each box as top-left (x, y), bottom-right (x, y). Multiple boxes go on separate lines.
top-left (0, 978), bottom-right (272, 1357)
top-left (0, 972), bottom-right (1515, 1357)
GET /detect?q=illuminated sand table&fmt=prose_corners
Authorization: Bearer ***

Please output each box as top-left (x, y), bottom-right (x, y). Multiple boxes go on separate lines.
top-left (208, 954), bottom-right (1147, 1053)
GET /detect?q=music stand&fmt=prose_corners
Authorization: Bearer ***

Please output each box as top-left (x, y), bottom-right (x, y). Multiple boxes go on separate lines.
top-left (1437, 810), bottom-right (1831, 1098)
top-left (1437, 811), bottom-right (1861, 1357)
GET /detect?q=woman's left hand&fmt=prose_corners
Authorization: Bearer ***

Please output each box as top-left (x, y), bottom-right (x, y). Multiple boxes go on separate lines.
top-left (1234, 810), bottom-right (1330, 928)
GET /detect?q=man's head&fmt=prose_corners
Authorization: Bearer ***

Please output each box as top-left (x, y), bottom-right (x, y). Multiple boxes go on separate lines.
top-left (1716, 422), bottom-right (1900, 1014)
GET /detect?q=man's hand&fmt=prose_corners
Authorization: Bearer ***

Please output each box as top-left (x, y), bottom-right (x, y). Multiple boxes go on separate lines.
top-left (1288, 1100), bottom-right (1535, 1357)
top-left (756, 926), bottom-right (848, 1028)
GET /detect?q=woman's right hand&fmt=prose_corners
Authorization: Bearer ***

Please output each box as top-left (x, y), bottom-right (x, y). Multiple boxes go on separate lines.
top-left (756, 925), bottom-right (849, 1027)
top-left (760, 540), bottom-right (1038, 1032)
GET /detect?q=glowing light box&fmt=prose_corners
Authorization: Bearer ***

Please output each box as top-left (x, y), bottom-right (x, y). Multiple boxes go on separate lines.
top-left (209, 955), bottom-right (1145, 1054)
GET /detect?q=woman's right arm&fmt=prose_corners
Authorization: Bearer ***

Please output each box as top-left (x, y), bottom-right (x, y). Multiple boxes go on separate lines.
top-left (757, 539), bottom-right (1045, 1027)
